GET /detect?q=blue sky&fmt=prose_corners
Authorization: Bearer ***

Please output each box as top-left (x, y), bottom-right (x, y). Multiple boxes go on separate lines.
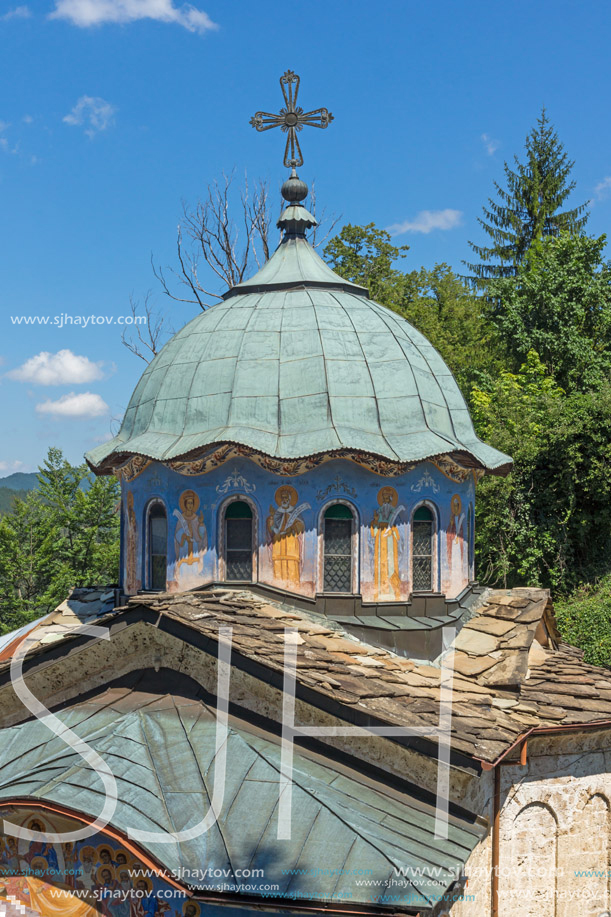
top-left (1, 0), bottom-right (610, 473)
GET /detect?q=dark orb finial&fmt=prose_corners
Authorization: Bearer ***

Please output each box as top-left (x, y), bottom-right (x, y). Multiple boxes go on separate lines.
top-left (281, 168), bottom-right (308, 204)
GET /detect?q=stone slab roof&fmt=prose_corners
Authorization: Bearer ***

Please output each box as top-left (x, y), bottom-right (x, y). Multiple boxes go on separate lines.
top-left (129, 587), bottom-right (611, 765)
top-left (2, 586), bottom-right (611, 766)
top-left (0, 588), bottom-right (115, 665)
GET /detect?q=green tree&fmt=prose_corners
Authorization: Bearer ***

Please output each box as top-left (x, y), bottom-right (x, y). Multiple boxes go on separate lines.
top-left (555, 576), bottom-right (611, 667)
top-left (0, 492), bottom-right (60, 632)
top-left (37, 448), bottom-right (120, 589)
top-left (0, 448), bottom-right (120, 634)
top-left (323, 223), bottom-right (409, 303)
top-left (488, 233), bottom-right (611, 392)
top-left (398, 264), bottom-right (504, 393)
top-left (465, 108), bottom-right (589, 282)
top-left (471, 351), bottom-right (611, 592)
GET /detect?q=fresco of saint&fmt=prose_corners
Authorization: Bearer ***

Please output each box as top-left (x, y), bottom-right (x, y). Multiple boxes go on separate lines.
top-left (115, 849), bottom-right (130, 869)
top-left (131, 875), bottom-right (156, 916)
top-left (266, 486), bottom-right (310, 587)
top-left (1, 835), bottom-right (20, 873)
top-left (370, 487), bottom-right (405, 601)
top-left (62, 842), bottom-right (78, 888)
top-left (96, 865), bottom-right (120, 917)
top-left (23, 820), bottom-right (59, 874)
top-left (173, 490), bottom-right (207, 574)
top-left (124, 491), bottom-right (140, 594)
top-left (447, 493), bottom-right (465, 571)
top-left (76, 845), bottom-right (97, 891)
top-left (114, 868), bottom-right (133, 917)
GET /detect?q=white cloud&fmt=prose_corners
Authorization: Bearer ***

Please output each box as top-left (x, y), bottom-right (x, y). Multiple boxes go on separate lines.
top-left (0, 123), bottom-right (15, 153)
top-left (22, 114), bottom-right (33, 124)
top-left (36, 392), bottom-right (109, 418)
top-left (1, 6), bottom-right (32, 20)
top-left (481, 133), bottom-right (500, 155)
top-left (595, 176), bottom-right (611, 201)
top-left (387, 209), bottom-right (463, 236)
top-left (0, 460), bottom-right (25, 473)
top-left (0, 137), bottom-right (18, 155)
top-left (7, 349), bottom-right (105, 385)
top-left (63, 95), bottom-right (116, 138)
top-left (49, 0), bottom-right (217, 33)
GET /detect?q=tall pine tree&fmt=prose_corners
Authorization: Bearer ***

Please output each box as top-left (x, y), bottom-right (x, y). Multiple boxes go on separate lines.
top-left (465, 108), bottom-right (589, 282)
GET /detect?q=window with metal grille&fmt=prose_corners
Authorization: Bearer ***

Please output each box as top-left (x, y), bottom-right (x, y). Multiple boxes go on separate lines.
top-left (148, 503), bottom-right (167, 591)
top-left (323, 504), bottom-right (353, 593)
top-left (225, 501), bottom-right (253, 581)
top-left (412, 505), bottom-right (434, 592)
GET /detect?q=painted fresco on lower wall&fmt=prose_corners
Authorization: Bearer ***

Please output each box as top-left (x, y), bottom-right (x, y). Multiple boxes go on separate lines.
top-left (364, 487), bottom-right (408, 602)
top-left (0, 807), bottom-right (189, 915)
top-left (122, 457), bottom-right (476, 603)
top-left (446, 493), bottom-right (468, 598)
top-left (123, 492), bottom-right (141, 595)
top-left (265, 486), bottom-right (313, 593)
top-left (172, 489), bottom-right (208, 588)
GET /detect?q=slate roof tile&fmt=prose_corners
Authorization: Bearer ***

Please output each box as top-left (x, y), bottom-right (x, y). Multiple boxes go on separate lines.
top-left (3, 585), bottom-right (611, 766)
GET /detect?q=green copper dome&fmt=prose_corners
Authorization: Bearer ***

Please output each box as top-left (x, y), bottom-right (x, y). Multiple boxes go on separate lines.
top-left (86, 225), bottom-right (511, 475)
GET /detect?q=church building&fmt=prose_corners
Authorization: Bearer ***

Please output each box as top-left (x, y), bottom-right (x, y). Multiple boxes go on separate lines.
top-left (0, 73), bottom-right (610, 917)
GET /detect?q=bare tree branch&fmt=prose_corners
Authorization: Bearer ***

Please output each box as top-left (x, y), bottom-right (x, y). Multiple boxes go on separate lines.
top-left (121, 293), bottom-right (173, 364)
top-left (151, 170), bottom-right (275, 311)
top-left (247, 178), bottom-right (274, 267)
top-left (309, 180), bottom-right (341, 249)
top-left (124, 171), bottom-right (343, 364)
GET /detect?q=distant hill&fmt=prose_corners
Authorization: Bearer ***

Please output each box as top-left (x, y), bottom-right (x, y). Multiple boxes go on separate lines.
top-left (0, 473), bottom-right (39, 515)
top-left (0, 487), bottom-right (31, 514)
top-left (0, 472), bottom-right (40, 492)
top-left (0, 471), bottom-right (92, 515)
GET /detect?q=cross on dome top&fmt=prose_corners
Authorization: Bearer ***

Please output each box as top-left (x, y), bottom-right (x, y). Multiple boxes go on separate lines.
top-left (250, 70), bottom-right (334, 169)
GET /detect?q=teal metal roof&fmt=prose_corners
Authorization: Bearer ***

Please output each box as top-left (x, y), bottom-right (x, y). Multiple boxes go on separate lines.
top-left (224, 233), bottom-right (368, 297)
top-left (86, 233), bottom-right (511, 474)
top-left (0, 671), bottom-right (481, 910)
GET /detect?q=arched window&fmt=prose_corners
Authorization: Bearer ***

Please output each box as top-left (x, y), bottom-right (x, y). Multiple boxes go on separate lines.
top-left (147, 502), bottom-right (167, 591)
top-left (412, 505), bottom-right (434, 592)
top-left (323, 504), bottom-right (355, 593)
top-left (224, 500), bottom-right (253, 581)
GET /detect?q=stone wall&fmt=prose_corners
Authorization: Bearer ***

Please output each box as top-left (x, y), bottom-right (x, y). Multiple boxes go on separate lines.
top-left (450, 734), bottom-right (611, 917)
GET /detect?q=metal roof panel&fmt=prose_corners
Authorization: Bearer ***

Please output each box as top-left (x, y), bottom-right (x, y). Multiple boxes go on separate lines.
top-left (86, 234), bottom-right (511, 474)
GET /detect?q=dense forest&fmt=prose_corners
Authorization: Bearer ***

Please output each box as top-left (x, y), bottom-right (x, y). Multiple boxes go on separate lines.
top-left (1, 110), bottom-right (610, 665)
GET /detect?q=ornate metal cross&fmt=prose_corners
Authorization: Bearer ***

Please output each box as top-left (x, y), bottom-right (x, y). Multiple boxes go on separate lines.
top-left (250, 70), bottom-right (334, 169)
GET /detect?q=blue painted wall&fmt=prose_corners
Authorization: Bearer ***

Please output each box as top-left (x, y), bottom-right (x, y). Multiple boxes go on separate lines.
top-left (122, 457), bottom-right (476, 602)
